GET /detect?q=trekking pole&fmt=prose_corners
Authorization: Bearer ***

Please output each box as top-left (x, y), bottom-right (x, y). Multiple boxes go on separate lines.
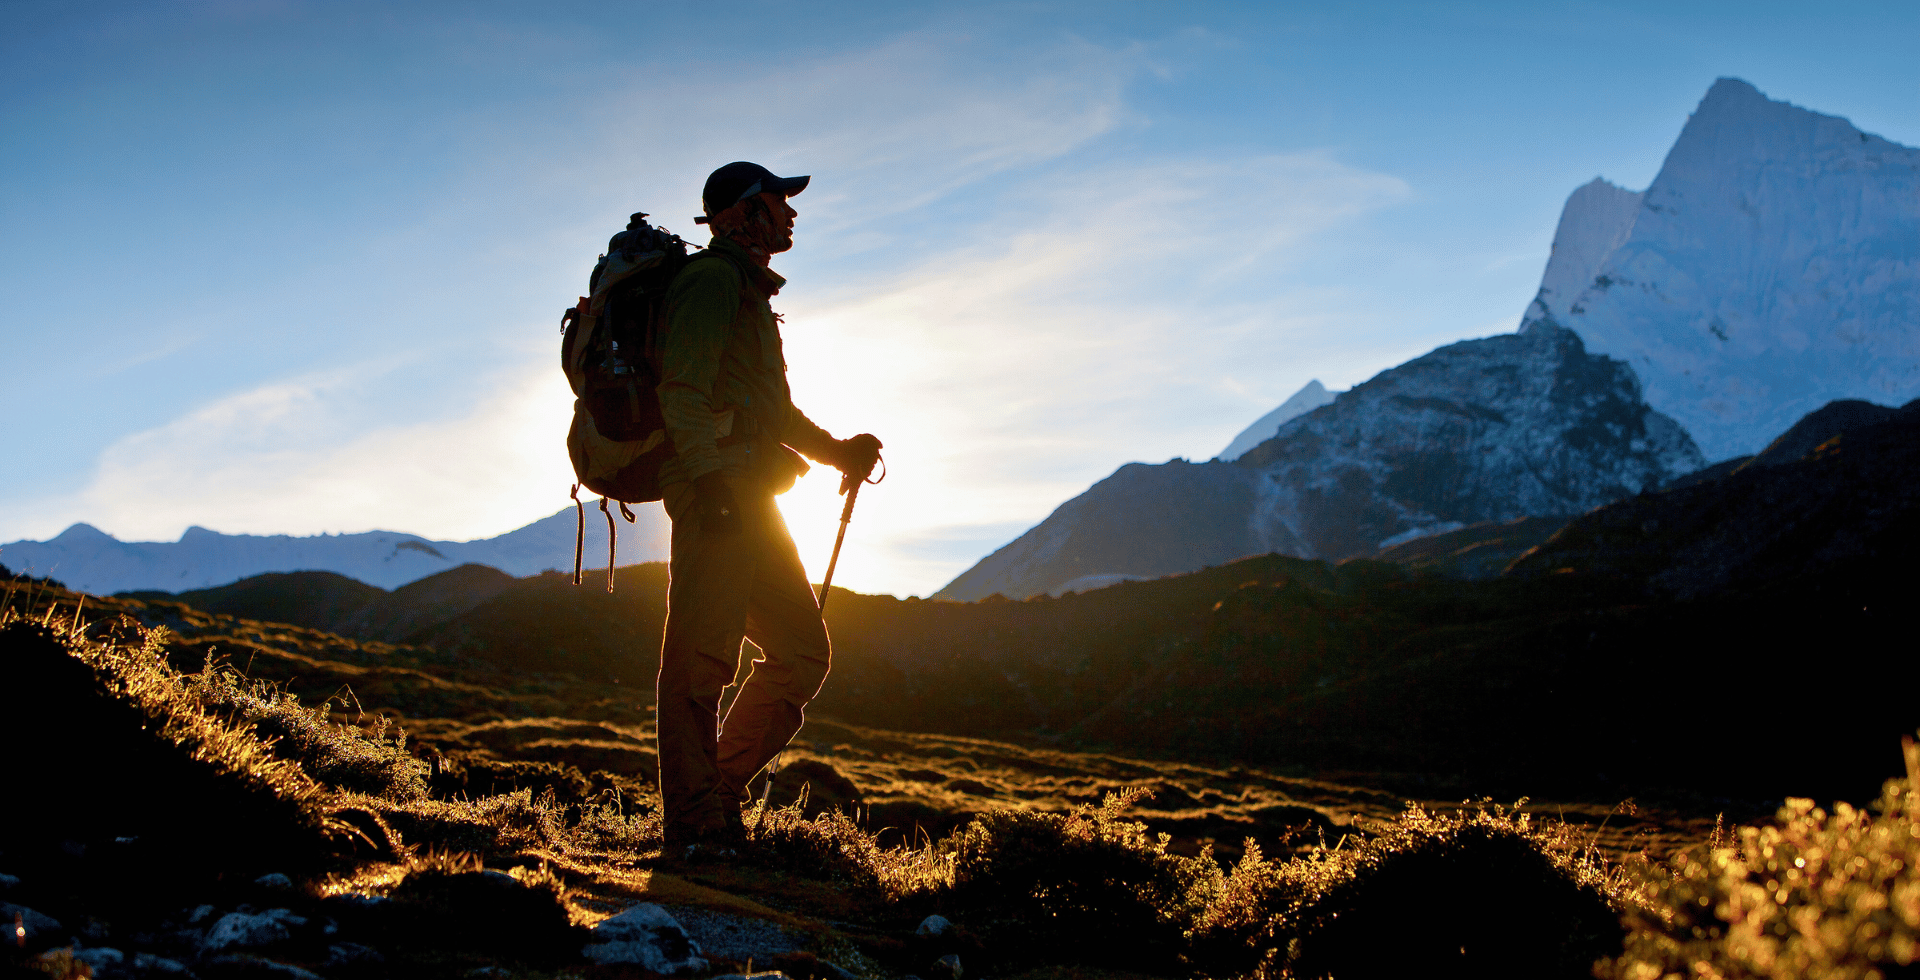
top-left (816, 483), bottom-right (859, 614)
top-left (816, 454), bottom-right (883, 614)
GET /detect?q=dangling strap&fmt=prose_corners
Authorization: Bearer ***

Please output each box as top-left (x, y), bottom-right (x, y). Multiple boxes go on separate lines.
top-left (570, 484), bottom-right (585, 586)
top-left (619, 501), bottom-right (636, 523)
top-left (599, 496), bottom-right (617, 593)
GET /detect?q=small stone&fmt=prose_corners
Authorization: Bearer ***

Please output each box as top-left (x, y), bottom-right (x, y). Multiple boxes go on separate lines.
top-left (201, 909), bottom-right (306, 953)
top-left (253, 873), bottom-right (293, 891)
top-left (915, 914), bottom-right (952, 938)
top-left (322, 893), bottom-right (392, 909)
top-left (133, 952), bottom-right (194, 975)
top-left (930, 954), bottom-right (963, 980)
top-left (327, 943), bottom-right (385, 966)
top-left (188, 905), bottom-right (219, 925)
top-left (582, 903), bottom-right (708, 974)
top-left (73, 947), bottom-right (125, 972)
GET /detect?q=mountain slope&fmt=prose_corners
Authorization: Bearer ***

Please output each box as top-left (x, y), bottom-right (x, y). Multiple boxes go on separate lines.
top-left (936, 324), bottom-right (1700, 600)
top-left (1218, 380), bottom-right (1338, 460)
top-left (1510, 397), bottom-right (1920, 598)
top-left (0, 503), bottom-right (671, 594)
top-left (1542, 78), bottom-right (1920, 460)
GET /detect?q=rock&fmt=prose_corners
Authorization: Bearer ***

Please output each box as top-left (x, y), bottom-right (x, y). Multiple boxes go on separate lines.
top-left (133, 952), bottom-right (195, 976)
top-left (73, 946), bottom-right (126, 972)
top-left (201, 954), bottom-right (324, 979)
top-left (201, 909), bottom-right (306, 953)
top-left (321, 893), bottom-right (391, 910)
top-left (2, 901), bottom-right (65, 947)
top-left (582, 903), bottom-right (709, 974)
top-left (915, 915), bottom-right (952, 938)
top-left (930, 954), bottom-right (963, 980)
top-left (187, 905), bottom-right (219, 925)
top-left (325, 943), bottom-right (384, 967)
top-left (252, 873), bottom-right (293, 891)
top-left (663, 905), bottom-right (801, 962)
top-left (0, 872), bottom-right (19, 891)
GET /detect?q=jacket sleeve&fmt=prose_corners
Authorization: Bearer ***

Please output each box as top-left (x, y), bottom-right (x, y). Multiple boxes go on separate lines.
top-left (658, 258), bottom-right (740, 483)
top-left (781, 404), bottom-right (838, 462)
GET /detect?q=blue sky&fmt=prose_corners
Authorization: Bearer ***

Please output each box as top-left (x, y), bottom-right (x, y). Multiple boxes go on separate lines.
top-left (4, 1), bottom-right (1917, 597)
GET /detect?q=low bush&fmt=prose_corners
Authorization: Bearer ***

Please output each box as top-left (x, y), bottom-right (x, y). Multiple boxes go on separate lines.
top-left (1600, 737), bottom-right (1920, 980)
top-left (943, 789), bottom-right (1219, 973)
top-left (190, 667), bottom-right (429, 801)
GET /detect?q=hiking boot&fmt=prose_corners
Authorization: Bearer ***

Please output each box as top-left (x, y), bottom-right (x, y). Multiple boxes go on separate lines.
top-left (662, 804), bottom-right (748, 857)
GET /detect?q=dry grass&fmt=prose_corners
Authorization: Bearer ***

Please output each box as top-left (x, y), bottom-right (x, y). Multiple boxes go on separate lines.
top-left (5, 581), bottom-right (1915, 980)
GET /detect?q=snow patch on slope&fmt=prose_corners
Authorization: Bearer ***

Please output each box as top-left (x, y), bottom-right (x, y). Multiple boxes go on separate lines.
top-left (1218, 380), bottom-right (1338, 460)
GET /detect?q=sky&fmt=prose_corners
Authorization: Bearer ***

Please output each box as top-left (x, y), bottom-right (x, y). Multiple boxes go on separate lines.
top-left (4, 0), bottom-right (1918, 598)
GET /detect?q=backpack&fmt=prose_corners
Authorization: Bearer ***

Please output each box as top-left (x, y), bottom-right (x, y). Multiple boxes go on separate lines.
top-left (560, 212), bottom-right (695, 588)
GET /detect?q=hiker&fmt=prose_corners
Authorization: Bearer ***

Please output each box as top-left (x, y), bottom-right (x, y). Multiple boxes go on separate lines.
top-left (654, 161), bottom-right (882, 848)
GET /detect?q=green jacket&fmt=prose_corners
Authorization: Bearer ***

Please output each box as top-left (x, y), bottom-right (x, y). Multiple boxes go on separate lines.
top-left (657, 236), bottom-right (835, 489)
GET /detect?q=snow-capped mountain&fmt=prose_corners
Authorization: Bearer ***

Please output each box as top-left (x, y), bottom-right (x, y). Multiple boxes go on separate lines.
top-left (0, 504), bottom-right (671, 595)
top-left (1532, 78), bottom-right (1920, 461)
top-left (1217, 380), bottom-right (1338, 461)
top-left (936, 324), bottom-right (1701, 600)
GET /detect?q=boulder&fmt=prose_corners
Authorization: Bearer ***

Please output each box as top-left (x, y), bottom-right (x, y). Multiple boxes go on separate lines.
top-left (73, 946), bottom-right (125, 973)
top-left (930, 953), bottom-right (963, 980)
top-left (915, 915), bottom-right (952, 938)
top-left (582, 904), bottom-right (709, 973)
top-left (201, 909), bottom-right (306, 953)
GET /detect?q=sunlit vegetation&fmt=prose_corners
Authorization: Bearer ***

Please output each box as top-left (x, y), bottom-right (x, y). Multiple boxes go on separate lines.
top-left (3, 575), bottom-right (1915, 979)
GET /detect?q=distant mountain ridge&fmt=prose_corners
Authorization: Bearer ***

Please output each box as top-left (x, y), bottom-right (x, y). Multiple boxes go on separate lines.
top-left (937, 323), bottom-right (1701, 600)
top-left (0, 504), bottom-right (671, 595)
top-left (938, 77), bottom-right (1919, 600)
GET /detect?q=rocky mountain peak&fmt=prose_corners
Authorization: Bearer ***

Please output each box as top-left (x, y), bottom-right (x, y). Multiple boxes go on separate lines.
top-left (1551, 78), bottom-right (1920, 460)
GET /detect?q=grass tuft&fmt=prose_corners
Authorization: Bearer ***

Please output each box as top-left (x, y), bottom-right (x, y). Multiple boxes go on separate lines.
top-left (1599, 736), bottom-right (1920, 980)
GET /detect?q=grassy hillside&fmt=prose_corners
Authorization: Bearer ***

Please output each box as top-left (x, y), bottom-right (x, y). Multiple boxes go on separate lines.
top-left (4, 580), bottom-right (1916, 980)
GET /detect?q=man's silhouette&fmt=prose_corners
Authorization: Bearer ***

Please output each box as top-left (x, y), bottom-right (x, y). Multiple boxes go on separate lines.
top-left (654, 162), bottom-right (881, 848)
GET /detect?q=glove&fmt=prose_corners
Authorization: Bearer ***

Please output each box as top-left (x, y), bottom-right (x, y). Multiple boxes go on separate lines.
top-left (830, 433), bottom-right (882, 493)
top-left (692, 472), bottom-right (742, 537)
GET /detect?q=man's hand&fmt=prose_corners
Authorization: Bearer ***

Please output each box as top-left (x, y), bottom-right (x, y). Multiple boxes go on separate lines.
top-left (830, 434), bottom-right (882, 493)
top-left (692, 472), bottom-right (742, 537)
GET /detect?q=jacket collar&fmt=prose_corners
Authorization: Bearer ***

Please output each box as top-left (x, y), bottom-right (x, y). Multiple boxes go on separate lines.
top-left (707, 236), bottom-right (787, 296)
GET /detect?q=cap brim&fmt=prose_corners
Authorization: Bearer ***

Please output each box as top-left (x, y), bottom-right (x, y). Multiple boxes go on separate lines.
top-left (764, 174), bottom-right (810, 197)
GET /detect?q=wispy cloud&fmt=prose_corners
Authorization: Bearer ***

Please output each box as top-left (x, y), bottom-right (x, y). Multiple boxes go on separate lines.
top-left (25, 29), bottom-right (1411, 599)
top-left (68, 361), bottom-right (576, 543)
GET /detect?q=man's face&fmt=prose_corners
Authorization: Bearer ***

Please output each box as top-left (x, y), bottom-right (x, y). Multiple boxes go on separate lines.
top-left (758, 191), bottom-right (797, 253)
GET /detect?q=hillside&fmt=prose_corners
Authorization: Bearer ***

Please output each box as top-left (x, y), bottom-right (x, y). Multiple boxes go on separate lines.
top-left (8, 544), bottom-right (1919, 979)
top-left (94, 412), bottom-right (1915, 814)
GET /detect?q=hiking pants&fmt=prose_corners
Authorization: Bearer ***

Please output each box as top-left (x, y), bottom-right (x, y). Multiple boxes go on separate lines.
top-left (656, 475), bottom-right (832, 836)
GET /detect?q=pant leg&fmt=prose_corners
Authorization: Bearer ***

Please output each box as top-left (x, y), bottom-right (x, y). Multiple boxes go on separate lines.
top-left (656, 478), bottom-right (757, 835)
top-left (715, 488), bottom-right (834, 796)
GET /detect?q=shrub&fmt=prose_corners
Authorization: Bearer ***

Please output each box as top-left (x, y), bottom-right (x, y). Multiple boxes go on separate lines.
top-left (190, 668), bottom-right (430, 801)
top-left (1186, 802), bottom-right (1630, 980)
top-left (944, 790), bottom-right (1218, 973)
top-left (1599, 737), bottom-right (1920, 980)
